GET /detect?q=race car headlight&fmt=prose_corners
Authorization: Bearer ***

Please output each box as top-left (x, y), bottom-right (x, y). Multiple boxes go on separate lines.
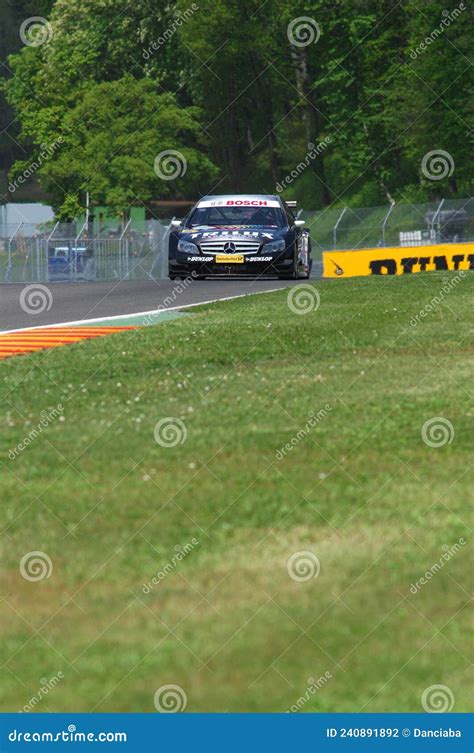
top-left (263, 239), bottom-right (286, 254)
top-left (178, 240), bottom-right (199, 254)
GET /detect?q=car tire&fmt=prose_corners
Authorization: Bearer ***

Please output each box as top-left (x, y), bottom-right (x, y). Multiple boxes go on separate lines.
top-left (279, 257), bottom-right (298, 280)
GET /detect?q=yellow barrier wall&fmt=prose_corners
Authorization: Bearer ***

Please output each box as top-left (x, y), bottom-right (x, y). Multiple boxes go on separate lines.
top-left (323, 243), bottom-right (474, 278)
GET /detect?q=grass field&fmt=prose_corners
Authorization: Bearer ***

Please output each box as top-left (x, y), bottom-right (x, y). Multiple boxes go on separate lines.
top-left (0, 273), bottom-right (472, 713)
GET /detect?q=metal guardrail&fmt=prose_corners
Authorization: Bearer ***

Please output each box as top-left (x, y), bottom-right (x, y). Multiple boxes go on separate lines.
top-left (0, 220), bottom-right (171, 283)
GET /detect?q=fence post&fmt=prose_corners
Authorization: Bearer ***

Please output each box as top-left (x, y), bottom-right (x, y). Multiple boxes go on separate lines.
top-left (73, 219), bottom-right (87, 280)
top-left (74, 220), bottom-right (87, 247)
top-left (120, 218), bottom-right (132, 279)
top-left (47, 221), bottom-right (59, 244)
top-left (6, 222), bottom-right (23, 282)
top-left (430, 198), bottom-right (445, 242)
top-left (148, 219), bottom-right (171, 279)
top-left (381, 201), bottom-right (395, 247)
top-left (36, 237), bottom-right (41, 281)
top-left (333, 207), bottom-right (347, 249)
top-left (162, 219), bottom-right (173, 278)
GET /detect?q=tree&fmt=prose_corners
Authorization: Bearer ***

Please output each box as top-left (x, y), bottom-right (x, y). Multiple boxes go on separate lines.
top-left (3, 0), bottom-right (472, 213)
top-left (9, 77), bottom-right (217, 215)
top-left (4, 0), bottom-right (218, 216)
top-left (386, 0), bottom-right (474, 198)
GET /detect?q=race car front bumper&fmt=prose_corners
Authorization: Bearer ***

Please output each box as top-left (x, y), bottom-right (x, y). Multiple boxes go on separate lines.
top-left (169, 253), bottom-right (295, 278)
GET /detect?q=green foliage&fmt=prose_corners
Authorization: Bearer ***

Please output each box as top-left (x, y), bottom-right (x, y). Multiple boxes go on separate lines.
top-left (54, 193), bottom-right (83, 222)
top-left (386, 0), bottom-right (473, 197)
top-left (43, 77), bottom-right (216, 214)
top-left (3, 0), bottom-right (473, 214)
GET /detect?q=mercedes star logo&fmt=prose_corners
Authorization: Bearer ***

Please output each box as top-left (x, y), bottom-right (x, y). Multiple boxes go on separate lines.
top-left (223, 241), bottom-right (236, 253)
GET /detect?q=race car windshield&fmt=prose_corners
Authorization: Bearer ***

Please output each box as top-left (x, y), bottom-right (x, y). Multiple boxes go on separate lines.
top-left (188, 205), bottom-right (284, 228)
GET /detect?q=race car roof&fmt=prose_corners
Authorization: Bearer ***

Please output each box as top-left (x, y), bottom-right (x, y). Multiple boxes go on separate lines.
top-left (197, 195), bottom-right (281, 208)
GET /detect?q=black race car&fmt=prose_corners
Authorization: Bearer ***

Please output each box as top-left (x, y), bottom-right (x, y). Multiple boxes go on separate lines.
top-left (168, 194), bottom-right (311, 279)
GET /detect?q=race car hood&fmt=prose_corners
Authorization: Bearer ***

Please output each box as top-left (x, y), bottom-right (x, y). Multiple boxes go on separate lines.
top-left (177, 225), bottom-right (288, 244)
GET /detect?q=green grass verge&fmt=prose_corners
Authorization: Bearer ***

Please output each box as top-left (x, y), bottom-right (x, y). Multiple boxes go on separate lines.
top-left (0, 273), bottom-right (472, 713)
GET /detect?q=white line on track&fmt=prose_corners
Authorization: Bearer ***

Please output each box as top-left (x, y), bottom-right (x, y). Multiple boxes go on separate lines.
top-left (0, 287), bottom-right (287, 335)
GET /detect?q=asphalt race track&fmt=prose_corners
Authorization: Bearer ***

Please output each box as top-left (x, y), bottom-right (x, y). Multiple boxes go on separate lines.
top-left (0, 275), bottom-right (319, 332)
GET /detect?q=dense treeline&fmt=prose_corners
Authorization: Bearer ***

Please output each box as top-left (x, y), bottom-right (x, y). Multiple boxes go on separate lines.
top-left (3, 0), bottom-right (473, 217)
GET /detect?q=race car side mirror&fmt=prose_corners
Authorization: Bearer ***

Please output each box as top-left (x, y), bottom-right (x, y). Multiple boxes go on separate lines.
top-left (294, 219), bottom-right (305, 226)
top-left (171, 219), bottom-right (182, 227)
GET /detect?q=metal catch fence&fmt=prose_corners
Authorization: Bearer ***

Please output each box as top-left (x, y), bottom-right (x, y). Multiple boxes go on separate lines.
top-left (1, 198), bottom-right (472, 280)
top-left (0, 219), bottom-right (171, 283)
top-left (302, 197), bottom-right (474, 259)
